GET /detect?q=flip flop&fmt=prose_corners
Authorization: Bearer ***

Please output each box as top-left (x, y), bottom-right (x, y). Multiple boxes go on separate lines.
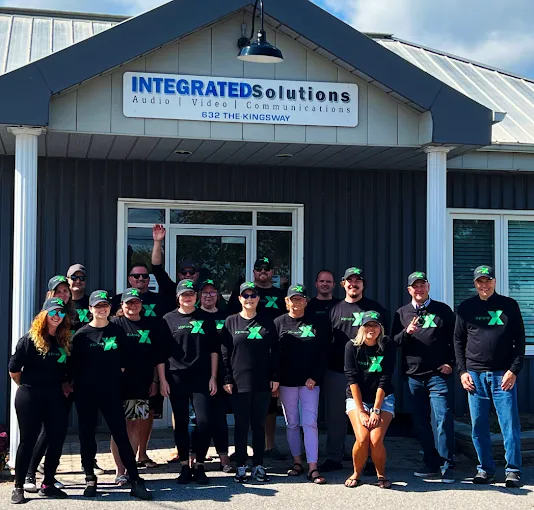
top-left (287, 463), bottom-right (304, 476)
top-left (137, 458), bottom-right (158, 468)
top-left (307, 469), bottom-right (326, 484)
top-left (344, 476), bottom-right (362, 488)
top-left (377, 478), bottom-right (392, 489)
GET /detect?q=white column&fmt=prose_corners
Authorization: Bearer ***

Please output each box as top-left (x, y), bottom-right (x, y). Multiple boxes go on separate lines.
top-left (7, 126), bottom-right (45, 469)
top-left (425, 146), bottom-right (453, 304)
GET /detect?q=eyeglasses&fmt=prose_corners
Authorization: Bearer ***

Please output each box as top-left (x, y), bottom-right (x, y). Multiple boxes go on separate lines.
top-left (70, 275), bottom-right (87, 282)
top-left (180, 270), bottom-right (197, 276)
top-left (202, 291), bottom-right (218, 297)
top-left (242, 293), bottom-right (258, 299)
top-left (130, 273), bottom-right (149, 280)
top-left (48, 310), bottom-right (66, 318)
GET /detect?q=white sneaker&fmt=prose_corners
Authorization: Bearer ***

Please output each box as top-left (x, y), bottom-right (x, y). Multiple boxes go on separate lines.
top-left (53, 478), bottom-right (65, 489)
top-left (251, 465), bottom-right (270, 482)
top-left (23, 476), bottom-right (38, 493)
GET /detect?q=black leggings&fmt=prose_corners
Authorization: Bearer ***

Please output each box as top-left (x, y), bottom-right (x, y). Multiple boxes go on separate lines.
top-left (231, 391), bottom-right (271, 467)
top-left (168, 372), bottom-right (212, 464)
top-left (191, 390), bottom-right (229, 455)
top-left (14, 386), bottom-right (68, 487)
top-left (27, 393), bottom-right (74, 477)
top-left (75, 387), bottom-right (139, 481)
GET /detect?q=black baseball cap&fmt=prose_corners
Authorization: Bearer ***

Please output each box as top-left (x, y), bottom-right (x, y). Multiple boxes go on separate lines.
top-left (48, 275), bottom-right (69, 291)
top-left (474, 265), bottom-right (495, 280)
top-left (408, 271), bottom-right (428, 286)
top-left (176, 279), bottom-right (196, 296)
top-left (240, 281), bottom-right (258, 295)
top-left (89, 290), bottom-right (111, 307)
top-left (287, 283), bottom-right (307, 298)
top-left (121, 288), bottom-right (143, 302)
top-left (42, 297), bottom-right (67, 313)
top-left (361, 310), bottom-right (382, 326)
top-left (67, 263), bottom-right (87, 278)
top-left (254, 257), bottom-right (272, 270)
top-left (179, 259), bottom-right (198, 271)
top-left (343, 266), bottom-right (364, 280)
top-left (199, 279), bottom-right (218, 292)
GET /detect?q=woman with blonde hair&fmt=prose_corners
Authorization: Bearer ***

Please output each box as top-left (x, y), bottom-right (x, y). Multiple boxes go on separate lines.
top-left (9, 298), bottom-right (72, 504)
top-left (344, 311), bottom-right (396, 489)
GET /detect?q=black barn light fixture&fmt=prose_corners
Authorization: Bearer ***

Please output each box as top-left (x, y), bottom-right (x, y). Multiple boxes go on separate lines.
top-left (237, 0), bottom-right (284, 63)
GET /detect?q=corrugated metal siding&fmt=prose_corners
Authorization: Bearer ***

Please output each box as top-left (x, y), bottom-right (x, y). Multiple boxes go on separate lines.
top-left (0, 156), bottom-right (13, 425)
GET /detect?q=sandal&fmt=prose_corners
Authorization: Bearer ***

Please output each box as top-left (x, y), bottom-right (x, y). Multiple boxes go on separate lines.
top-left (115, 475), bottom-right (130, 487)
top-left (220, 463), bottom-right (234, 473)
top-left (287, 463), bottom-right (304, 476)
top-left (137, 458), bottom-right (158, 468)
top-left (377, 478), bottom-right (392, 489)
top-left (344, 476), bottom-right (362, 488)
top-left (167, 454), bottom-right (181, 464)
top-left (307, 469), bottom-right (326, 484)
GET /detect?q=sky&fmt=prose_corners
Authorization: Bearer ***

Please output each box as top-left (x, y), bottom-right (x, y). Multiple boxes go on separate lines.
top-left (2, 0), bottom-right (534, 78)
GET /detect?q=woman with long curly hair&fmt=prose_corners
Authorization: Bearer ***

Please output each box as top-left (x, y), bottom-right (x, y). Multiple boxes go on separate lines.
top-left (9, 298), bottom-right (72, 504)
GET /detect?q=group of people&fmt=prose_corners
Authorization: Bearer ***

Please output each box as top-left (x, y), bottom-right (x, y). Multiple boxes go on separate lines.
top-left (8, 223), bottom-right (526, 503)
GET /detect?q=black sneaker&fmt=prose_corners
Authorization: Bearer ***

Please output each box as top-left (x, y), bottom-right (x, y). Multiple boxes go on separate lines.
top-left (234, 466), bottom-right (248, 483)
top-left (23, 476), bottom-right (38, 493)
top-left (363, 461), bottom-right (376, 477)
top-left (413, 464), bottom-right (441, 478)
top-left (440, 467), bottom-right (455, 484)
top-left (11, 488), bottom-right (26, 505)
top-left (38, 485), bottom-right (68, 499)
top-left (130, 479), bottom-right (152, 500)
top-left (505, 472), bottom-right (521, 488)
top-left (83, 477), bottom-right (97, 498)
top-left (319, 459), bottom-right (343, 472)
top-left (176, 465), bottom-right (192, 484)
top-left (251, 465), bottom-right (270, 482)
top-left (193, 465), bottom-right (209, 485)
top-left (93, 460), bottom-right (105, 476)
top-left (473, 470), bottom-right (495, 484)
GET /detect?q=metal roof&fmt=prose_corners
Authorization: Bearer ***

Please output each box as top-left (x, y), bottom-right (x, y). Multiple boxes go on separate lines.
top-left (375, 36), bottom-right (534, 145)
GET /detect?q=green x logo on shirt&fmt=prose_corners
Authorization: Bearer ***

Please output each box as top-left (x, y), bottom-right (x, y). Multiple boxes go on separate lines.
top-left (215, 320), bottom-right (225, 330)
top-left (368, 356), bottom-right (384, 373)
top-left (352, 312), bottom-right (364, 326)
top-left (299, 325), bottom-right (315, 338)
top-left (57, 347), bottom-right (67, 364)
top-left (265, 296), bottom-right (278, 309)
top-left (103, 337), bottom-right (118, 351)
top-left (138, 330), bottom-right (151, 344)
top-left (77, 309), bottom-right (89, 323)
top-left (247, 326), bottom-right (262, 339)
top-left (421, 314), bottom-right (437, 328)
top-left (143, 304), bottom-right (156, 317)
top-left (488, 310), bottom-right (504, 326)
top-left (190, 320), bottom-right (205, 334)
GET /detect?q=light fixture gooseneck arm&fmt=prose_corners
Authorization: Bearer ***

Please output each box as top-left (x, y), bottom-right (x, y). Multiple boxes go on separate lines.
top-left (248, 0), bottom-right (264, 41)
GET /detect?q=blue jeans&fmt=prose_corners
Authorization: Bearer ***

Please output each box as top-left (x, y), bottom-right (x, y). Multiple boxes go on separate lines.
top-left (408, 374), bottom-right (455, 470)
top-left (468, 370), bottom-right (521, 475)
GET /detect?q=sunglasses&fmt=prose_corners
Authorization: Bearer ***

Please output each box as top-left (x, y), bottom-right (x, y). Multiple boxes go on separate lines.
top-left (242, 293), bottom-right (258, 299)
top-left (48, 310), bottom-right (66, 318)
top-left (130, 273), bottom-right (149, 280)
top-left (180, 270), bottom-right (197, 276)
top-left (202, 291), bottom-right (218, 297)
top-left (70, 275), bottom-right (87, 282)
top-left (254, 266), bottom-right (271, 272)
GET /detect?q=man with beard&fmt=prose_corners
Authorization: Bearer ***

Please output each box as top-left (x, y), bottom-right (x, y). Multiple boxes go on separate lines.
top-left (319, 267), bottom-right (388, 473)
top-left (307, 270), bottom-right (339, 323)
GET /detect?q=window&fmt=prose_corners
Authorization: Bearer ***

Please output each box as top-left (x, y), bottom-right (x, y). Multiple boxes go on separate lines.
top-left (450, 211), bottom-right (534, 347)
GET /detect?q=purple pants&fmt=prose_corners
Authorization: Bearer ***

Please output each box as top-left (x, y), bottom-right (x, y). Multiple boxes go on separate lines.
top-left (279, 385), bottom-right (320, 463)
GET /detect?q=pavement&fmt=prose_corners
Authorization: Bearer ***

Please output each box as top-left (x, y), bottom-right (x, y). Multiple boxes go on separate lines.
top-left (1, 419), bottom-right (534, 509)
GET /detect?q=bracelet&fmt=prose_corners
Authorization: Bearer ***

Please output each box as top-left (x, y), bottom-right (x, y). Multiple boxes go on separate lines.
top-left (152, 380), bottom-right (159, 384)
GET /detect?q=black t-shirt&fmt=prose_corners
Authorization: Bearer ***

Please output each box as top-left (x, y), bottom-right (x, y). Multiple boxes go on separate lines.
top-left (163, 308), bottom-right (218, 391)
top-left (329, 297), bottom-right (388, 373)
top-left (228, 284), bottom-right (287, 319)
top-left (9, 334), bottom-right (68, 389)
top-left (111, 316), bottom-right (170, 399)
top-left (391, 299), bottom-right (456, 377)
top-left (274, 312), bottom-right (329, 387)
top-left (307, 297), bottom-right (340, 324)
top-left (72, 295), bottom-right (91, 332)
top-left (111, 289), bottom-right (175, 318)
top-left (198, 308), bottom-right (229, 386)
top-left (70, 322), bottom-right (127, 389)
top-left (344, 338), bottom-right (396, 402)
top-left (221, 312), bottom-right (279, 393)
top-left (454, 292), bottom-right (525, 375)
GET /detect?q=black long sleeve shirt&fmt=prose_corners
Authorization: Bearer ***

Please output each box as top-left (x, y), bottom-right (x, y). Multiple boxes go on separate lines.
top-left (344, 338), bottom-right (396, 402)
top-left (72, 295), bottom-right (91, 332)
top-left (220, 312), bottom-right (279, 393)
top-left (227, 285), bottom-right (287, 320)
top-left (111, 289), bottom-right (175, 318)
top-left (454, 292), bottom-right (525, 375)
top-left (391, 299), bottom-right (456, 377)
top-left (274, 312), bottom-right (329, 387)
top-left (329, 297), bottom-right (388, 373)
top-left (9, 334), bottom-right (68, 389)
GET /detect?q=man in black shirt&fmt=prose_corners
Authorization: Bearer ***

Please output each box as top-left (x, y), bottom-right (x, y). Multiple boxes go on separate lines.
top-left (67, 264), bottom-right (92, 332)
top-left (454, 265), bottom-right (525, 488)
top-left (320, 266), bottom-right (387, 472)
top-left (391, 271), bottom-right (456, 483)
top-left (307, 269), bottom-right (340, 323)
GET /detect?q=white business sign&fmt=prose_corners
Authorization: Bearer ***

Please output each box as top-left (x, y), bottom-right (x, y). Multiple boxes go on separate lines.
top-left (123, 72), bottom-right (358, 127)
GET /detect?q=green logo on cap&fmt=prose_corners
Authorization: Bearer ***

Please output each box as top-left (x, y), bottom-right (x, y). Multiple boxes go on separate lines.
top-left (56, 276), bottom-right (67, 283)
top-left (352, 312), bottom-right (364, 326)
top-left (488, 310), bottom-right (504, 326)
top-left (143, 304), bottom-right (156, 317)
top-left (205, 279), bottom-right (214, 285)
top-left (138, 330), bottom-right (151, 344)
top-left (98, 292), bottom-right (108, 299)
top-left (368, 356), bottom-right (384, 373)
top-left (350, 267), bottom-right (362, 274)
top-left (103, 337), bottom-right (117, 351)
top-left (55, 299), bottom-right (64, 306)
top-left (293, 285), bottom-right (303, 292)
top-left (243, 282), bottom-right (255, 288)
top-left (299, 325), bottom-right (315, 338)
top-left (265, 296), bottom-right (279, 308)
top-left (479, 267), bottom-right (490, 275)
top-left (130, 289), bottom-right (140, 297)
top-left (247, 326), bottom-right (262, 339)
top-left (190, 320), bottom-right (205, 334)
top-left (413, 272), bottom-right (425, 279)
top-left (368, 312), bottom-right (379, 319)
top-left (57, 347), bottom-right (67, 364)
top-left (263, 257), bottom-right (269, 263)
top-left (183, 280), bottom-right (194, 289)
top-left (77, 309), bottom-right (89, 323)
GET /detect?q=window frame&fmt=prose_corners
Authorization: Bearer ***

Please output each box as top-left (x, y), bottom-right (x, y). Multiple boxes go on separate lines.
top-left (448, 208), bottom-right (534, 355)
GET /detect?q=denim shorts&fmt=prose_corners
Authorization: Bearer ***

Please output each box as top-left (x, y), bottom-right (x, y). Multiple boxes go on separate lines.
top-left (345, 393), bottom-right (395, 418)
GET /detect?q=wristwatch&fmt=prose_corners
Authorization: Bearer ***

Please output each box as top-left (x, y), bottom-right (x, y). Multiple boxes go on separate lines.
top-left (370, 408), bottom-right (381, 415)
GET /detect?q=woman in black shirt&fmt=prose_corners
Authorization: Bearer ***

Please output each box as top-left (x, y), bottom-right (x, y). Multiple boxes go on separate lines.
top-left (9, 298), bottom-right (72, 504)
top-left (344, 311), bottom-right (396, 489)
top-left (221, 281), bottom-right (280, 484)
